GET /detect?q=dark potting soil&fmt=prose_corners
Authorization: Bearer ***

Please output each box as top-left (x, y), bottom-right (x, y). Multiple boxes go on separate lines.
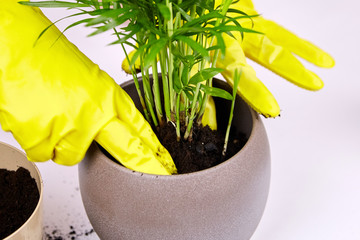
top-left (157, 123), bottom-right (247, 174)
top-left (0, 167), bottom-right (40, 239)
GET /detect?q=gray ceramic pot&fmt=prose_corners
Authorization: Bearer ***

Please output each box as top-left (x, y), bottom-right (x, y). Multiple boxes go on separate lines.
top-left (79, 79), bottom-right (271, 240)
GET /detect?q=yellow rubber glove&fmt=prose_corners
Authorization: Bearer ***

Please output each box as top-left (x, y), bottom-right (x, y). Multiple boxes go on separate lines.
top-left (121, 50), bottom-right (141, 74)
top-left (216, 33), bottom-right (280, 117)
top-left (0, 1), bottom-right (177, 175)
top-left (215, 0), bottom-right (335, 117)
top-left (231, 0), bottom-right (334, 86)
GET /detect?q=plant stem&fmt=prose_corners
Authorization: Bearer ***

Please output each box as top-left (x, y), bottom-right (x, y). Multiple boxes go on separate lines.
top-left (197, 0), bottom-right (232, 124)
top-left (184, 82), bottom-right (201, 140)
top-left (166, 0), bottom-right (175, 119)
top-left (174, 0), bottom-right (183, 29)
top-left (152, 59), bottom-right (164, 126)
top-left (141, 55), bottom-right (159, 128)
top-left (176, 93), bottom-right (181, 141)
top-left (222, 96), bottom-right (235, 156)
top-left (223, 69), bottom-right (241, 156)
top-left (160, 48), bottom-right (171, 122)
top-left (115, 29), bottom-right (151, 123)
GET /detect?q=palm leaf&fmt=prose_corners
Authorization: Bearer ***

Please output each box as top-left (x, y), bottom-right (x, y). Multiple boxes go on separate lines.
top-left (200, 85), bottom-right (233, 100)
top-left (18, 1), bottom-right (90, 8)
top-left (189, 68), bottom-right (223, 85)
top-left (144, 38), bottom-right (168, 69)
top-left (174, 35), bottom-right (210, 60)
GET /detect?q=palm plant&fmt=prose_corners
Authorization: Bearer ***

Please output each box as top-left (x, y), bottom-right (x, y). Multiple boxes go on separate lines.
top-left (20, 0), bottom-right (258, 154)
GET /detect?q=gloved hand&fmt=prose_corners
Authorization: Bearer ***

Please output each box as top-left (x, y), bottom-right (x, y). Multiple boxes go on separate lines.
top-left (0, 1), bottom-right (177, 175)
top-left (216, 0), bottom-right (335, 117)
top-left (216, 33), bottom-right (280, 117)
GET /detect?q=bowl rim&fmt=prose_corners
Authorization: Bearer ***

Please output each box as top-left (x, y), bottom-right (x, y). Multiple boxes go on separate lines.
top-left (0, 141), bottom-right (44, 240)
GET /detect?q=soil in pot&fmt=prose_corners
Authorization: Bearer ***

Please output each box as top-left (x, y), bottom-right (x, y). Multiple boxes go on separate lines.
top-left (103, 79), bottom-right (250, 174)
top-left (0, 167), bottom-right (40, 239)
top-left (102, 119), bottom-right (247, 174)
top-left (157, 122), bottom-right (247, 174)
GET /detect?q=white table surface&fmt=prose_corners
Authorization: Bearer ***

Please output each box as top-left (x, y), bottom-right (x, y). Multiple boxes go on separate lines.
top-left (1, 0), bottom-right (360, 239)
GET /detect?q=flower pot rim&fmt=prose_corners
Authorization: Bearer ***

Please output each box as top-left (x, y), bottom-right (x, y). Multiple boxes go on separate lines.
top-left (0, 141), bottom-right (44, 240)
top-left (94, 79), bottom-right (261, 178)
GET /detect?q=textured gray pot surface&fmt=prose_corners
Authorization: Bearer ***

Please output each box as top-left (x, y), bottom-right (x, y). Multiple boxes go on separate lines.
top-left (79, 79), bottom-right (271, 240)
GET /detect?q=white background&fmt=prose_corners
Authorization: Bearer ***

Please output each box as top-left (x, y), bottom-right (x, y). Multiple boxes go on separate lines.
top-left (1, 0), bottom-right (360, 239)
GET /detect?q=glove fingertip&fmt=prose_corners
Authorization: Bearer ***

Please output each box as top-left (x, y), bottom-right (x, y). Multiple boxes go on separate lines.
top-left (296, 70), bottom-right (324, 91)
top-left (250, 99), bottom-right (281, 118)
top-left (26, 156), bottom-right (48, 163)
top-left (52, 148), bottom-right (83, 166)
top-left (51, 139), bottom-right (89, 166)
top-left (318, 53), bottom-right (335, 69)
